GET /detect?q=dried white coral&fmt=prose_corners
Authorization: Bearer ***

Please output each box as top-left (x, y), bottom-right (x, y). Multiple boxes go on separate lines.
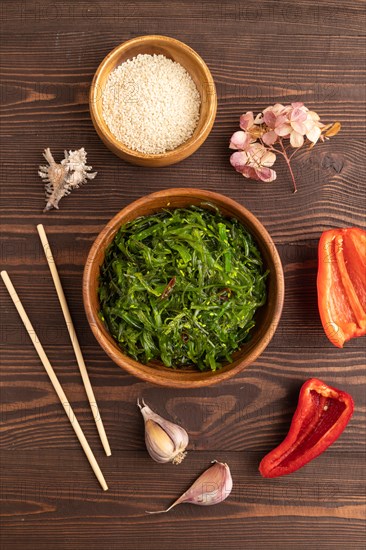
top-left (38, 147), bottom-right (97, 212)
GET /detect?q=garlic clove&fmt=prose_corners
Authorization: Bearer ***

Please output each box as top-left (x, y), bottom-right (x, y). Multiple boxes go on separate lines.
top-left (147, 460), bottom-right (233, 514)
top-left (145, 420), bottom-right (175, 463)
top-left (138, 399), bottom-right (189, 465)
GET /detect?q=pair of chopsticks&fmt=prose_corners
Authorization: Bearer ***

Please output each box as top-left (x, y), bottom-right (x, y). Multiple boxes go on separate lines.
top-left (1, 224), bottom-right (111, 491)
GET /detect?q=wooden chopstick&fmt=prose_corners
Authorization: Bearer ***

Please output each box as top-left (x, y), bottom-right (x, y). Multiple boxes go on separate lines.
top-left (37, 224), bottom-right (111, 457)
top-left (0, 270), bottom-right (108, 491)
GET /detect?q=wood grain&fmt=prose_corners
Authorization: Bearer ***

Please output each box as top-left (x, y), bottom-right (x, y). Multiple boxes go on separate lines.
top-left (1, 0), bottom-right (365, 548)
top-left (1, 450), bottom-right (365, 550)
top-left (1, 348), bottom-right (365, 455)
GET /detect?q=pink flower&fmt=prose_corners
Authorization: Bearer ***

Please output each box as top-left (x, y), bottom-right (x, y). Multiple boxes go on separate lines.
top-left (237, 111), bottom-right (268, 141)
top-left (261, 104), bottom-right (290, 145)
top-left (269, 103), bottom-right (306, 147)
top-left (274, 103), bottom-right (325, 147)
top-left (239, 112), bottom-right (255, 131)
top-left (229, 130), bottom-right (252, 151)
top-left (230, 143), bottom-right (277, 183)
top-left (304, 111), bottom-right (324, 144)
top-left (229, 102), bottom-right (340, 192)
top-left (255, 103), bottom-right (287, 125)
top-left (250, 143), bottom-right (276, 168)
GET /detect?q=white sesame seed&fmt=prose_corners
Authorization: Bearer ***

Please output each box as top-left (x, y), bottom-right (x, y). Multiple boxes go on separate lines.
top-left (102, 54), bottom-right (201, 155)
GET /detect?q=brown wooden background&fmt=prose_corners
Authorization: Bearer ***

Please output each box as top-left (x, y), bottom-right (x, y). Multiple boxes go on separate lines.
top-left (1, 1), bottom-right (365, 548)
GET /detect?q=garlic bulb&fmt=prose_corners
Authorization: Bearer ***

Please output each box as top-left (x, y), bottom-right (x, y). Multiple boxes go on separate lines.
top-left (138, 399), bottom-right (189, 465)
top-left (147, 460), bottom-right (233, 514)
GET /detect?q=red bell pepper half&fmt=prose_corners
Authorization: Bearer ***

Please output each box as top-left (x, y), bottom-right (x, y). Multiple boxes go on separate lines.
top-left (259, 378), bottom-right (354, 478)
top-left (317, 227), bottom-right (366, 348)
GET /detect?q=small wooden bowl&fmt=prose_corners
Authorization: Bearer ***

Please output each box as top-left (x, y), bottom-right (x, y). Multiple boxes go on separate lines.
top-left (83, 189), bottom-right (284, 388)
top-left (89, 35), bottom-right (217, 167)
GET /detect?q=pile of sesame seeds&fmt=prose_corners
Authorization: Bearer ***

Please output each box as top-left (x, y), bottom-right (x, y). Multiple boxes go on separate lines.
top-left (102, 54), bottom-right (201, 155)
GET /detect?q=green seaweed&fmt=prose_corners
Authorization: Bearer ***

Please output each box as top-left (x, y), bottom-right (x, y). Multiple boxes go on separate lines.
top-left (98, 206), bottom-right (268, 371)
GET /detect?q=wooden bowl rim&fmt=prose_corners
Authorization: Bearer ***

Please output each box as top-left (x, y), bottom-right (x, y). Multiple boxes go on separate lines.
top-left (89, 35), bottom-right (217, 162)
top-left (83, 188), bottom-right (285, 388)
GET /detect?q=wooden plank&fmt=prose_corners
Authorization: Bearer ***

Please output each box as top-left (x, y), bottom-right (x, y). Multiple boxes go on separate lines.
top-left (1, 346), bottom-right (364, 452)
top-left (1, 0), bottom-right (365, 547)
top-left (1, 34), bottom-right (365, 135)
top-left (1, 450), bottom-right (365, 550)
top-left (1, 243), bottom-right (366, 348)
top-left (1, 0), bottom-right (365, 34)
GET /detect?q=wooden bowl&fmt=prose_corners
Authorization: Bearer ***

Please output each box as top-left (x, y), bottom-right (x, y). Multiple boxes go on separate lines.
top-left (83, 189), bottom-right (284, 388)
top-left (89, 35), bottom-right (217, 167)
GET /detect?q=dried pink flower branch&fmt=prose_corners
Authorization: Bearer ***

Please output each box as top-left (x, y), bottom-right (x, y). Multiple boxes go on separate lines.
top-left (229, 103), bottom-right (341, 192)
